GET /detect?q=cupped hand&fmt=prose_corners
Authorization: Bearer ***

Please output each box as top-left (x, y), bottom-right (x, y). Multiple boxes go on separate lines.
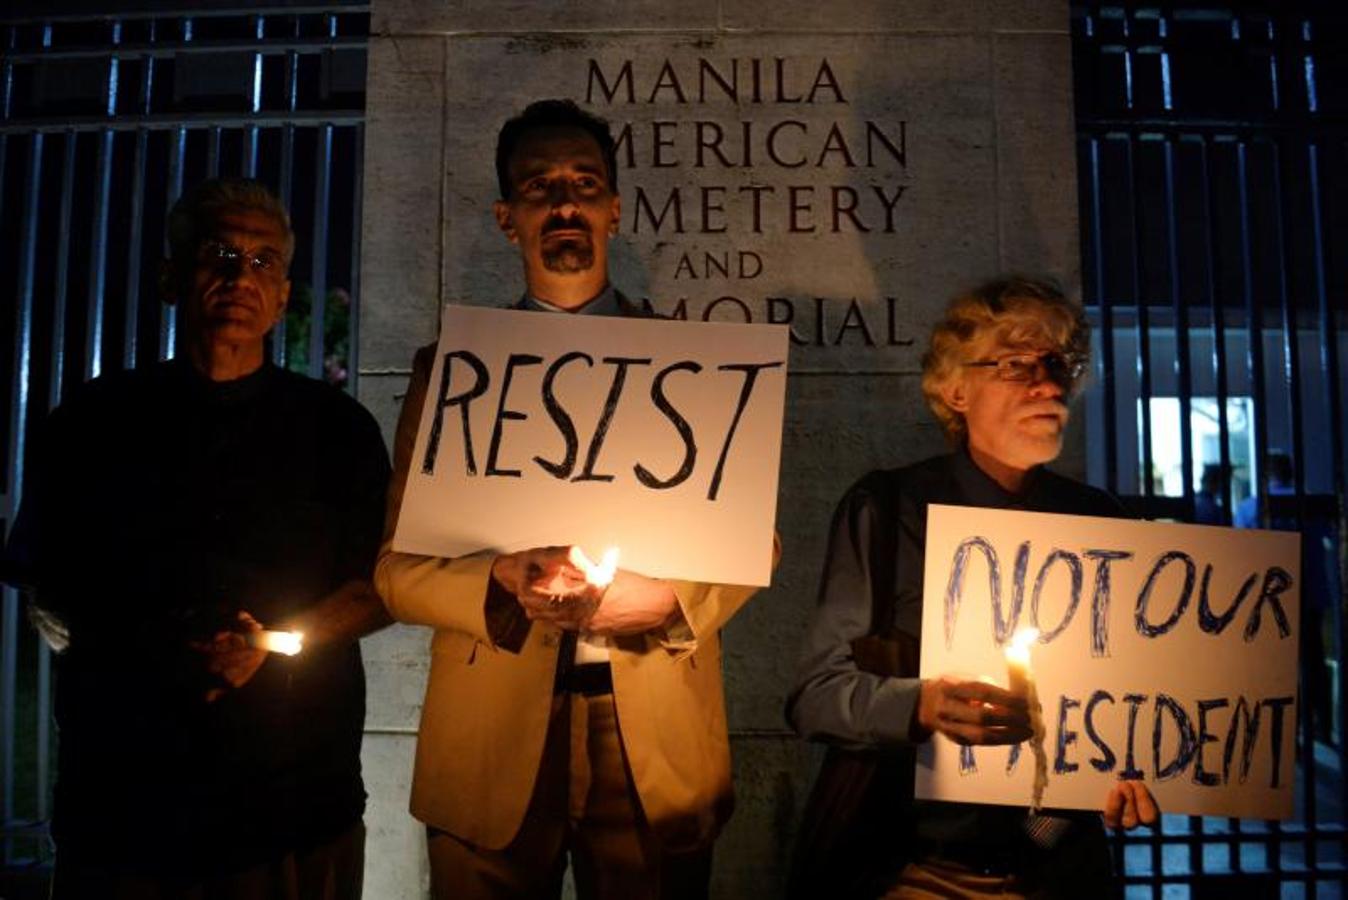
top-left (192, 610), bottom-right (268, 702)
top-left (582, 568), bottom-right (679, 637)
top-left (491, 546), bottom-right (599, 630)
top-left (915, 675), bottom-right (1032, 745)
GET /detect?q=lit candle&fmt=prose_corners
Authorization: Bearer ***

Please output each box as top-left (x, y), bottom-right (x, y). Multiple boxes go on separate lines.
top-left (1005, 627), bottom-right (1048, 811)
top-left (568, 546), bottom-right (620, 590)
top-left (248, 629), bottom-right (304, 656)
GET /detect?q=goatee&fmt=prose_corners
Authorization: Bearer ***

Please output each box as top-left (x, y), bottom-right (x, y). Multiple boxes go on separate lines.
top-left (542, 239), bottom-right (595, 273)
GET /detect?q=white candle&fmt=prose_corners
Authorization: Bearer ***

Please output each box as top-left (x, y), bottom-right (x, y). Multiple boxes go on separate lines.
top-left (569, 546), bottom-right (620, 589)
top-left (248, 629), bottom-right (304, 656)
top-left (1006, 627), bottom-right (1048, 811)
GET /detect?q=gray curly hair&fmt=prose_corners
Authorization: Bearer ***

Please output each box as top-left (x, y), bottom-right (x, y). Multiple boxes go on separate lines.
top-left (921, 276), bottom-right (1090, 443)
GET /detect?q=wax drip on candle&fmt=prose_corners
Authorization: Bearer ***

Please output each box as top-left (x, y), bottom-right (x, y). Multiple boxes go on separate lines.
top-left (569, 546), bottom-right (620, 589)
top-left (1006, 627), bottom-right (1048, 812)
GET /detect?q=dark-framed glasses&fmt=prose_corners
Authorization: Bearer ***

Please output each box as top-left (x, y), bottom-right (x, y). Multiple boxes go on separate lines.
top-left (963, 351), bottom-right (1090, 388)
top-left (198, 240), bottom-right (286, 277)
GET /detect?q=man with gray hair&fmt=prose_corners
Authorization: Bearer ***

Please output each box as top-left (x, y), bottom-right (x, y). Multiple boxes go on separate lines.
top-left (787, 277), bottom-right (1156, 898)
top-left (3, 178), bottom-right (390, 898)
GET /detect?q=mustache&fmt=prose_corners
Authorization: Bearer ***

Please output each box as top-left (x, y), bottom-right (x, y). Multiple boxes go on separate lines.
top-left (543, 214), bottom-right (590, 235)
top-left (207, 284), bottom-right (262, 305)
top-left (1024, 402), bottom-right (1067, 418)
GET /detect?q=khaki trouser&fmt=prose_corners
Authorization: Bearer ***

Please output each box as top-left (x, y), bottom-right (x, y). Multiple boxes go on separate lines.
top-left (428, 691), bottom-right (712, 900)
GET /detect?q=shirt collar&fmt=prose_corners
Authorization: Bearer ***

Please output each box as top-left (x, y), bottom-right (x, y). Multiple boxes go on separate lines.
top-left (523, 283), bottom-right (619, 317)
top-left (174, 356), bottom-right (276, 407)
top-left (952, 447), bottom-right (1045, 509)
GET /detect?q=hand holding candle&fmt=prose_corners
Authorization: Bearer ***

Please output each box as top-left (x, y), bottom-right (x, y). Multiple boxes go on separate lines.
top-left (568, 546), bottom-right (619, 590)
top-left (247, 629), bottom-right (304, 656)
top-left (569, 546), bottom-right (682, 637)
top-left (192, 610), bottom-right (271, 702)
top-left (1005, 627), bottom-right (1049, 812)
top-left (491, 546), bottom-right (595, 629)
top-left (915, 676), bottom-right (1031, 745)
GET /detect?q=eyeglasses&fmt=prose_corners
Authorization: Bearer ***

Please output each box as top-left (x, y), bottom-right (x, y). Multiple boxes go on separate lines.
top-left (963, 351), bottom-right (1090, 388)
top-left (197, 240), bottom-right (287, 277)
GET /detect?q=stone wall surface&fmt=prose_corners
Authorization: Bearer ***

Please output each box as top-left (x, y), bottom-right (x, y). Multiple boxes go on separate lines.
top-left (358, 3), bottom-right (1078, 897)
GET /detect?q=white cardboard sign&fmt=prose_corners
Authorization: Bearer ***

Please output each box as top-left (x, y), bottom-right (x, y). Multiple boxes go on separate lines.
top-left (392, 305), bottom-right (788, 586)
top-left (915, 505), bottom-right (1300, 820)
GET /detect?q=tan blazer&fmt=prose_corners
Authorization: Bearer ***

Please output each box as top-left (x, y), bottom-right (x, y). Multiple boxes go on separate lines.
top-left (376, 341), bottom-right (767, 852)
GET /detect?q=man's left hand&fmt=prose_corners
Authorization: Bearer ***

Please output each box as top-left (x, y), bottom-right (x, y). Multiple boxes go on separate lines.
top-left (582, 569), bottom-right (680, 637)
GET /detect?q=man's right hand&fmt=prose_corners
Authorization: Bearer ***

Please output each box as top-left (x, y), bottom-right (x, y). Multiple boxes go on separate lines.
top-left (191, 610), bottom-right (268, 703)
top-left (915, 675), bottom-right (1032, 745)
top-left (491, 546), bottom-right (598, 630)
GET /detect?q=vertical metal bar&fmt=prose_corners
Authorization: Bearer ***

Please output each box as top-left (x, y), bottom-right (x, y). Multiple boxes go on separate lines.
top-left (106, 20), bottom-right (121, 116)
top-left (347, 122), bottom-right (364, 398)
top-left (1309, 137), bottom-right (1348, 860)
top-left (51, 134), bottom-right (76, 414)
top-left (1199, 136), bottom-right (1240, 870)
top-left (160, 127), bottom-right (186, 361)
top-left (1200, 140), bottom-right (1233, 526)
top-left (273, 36), bottom-right (300, 368)
top-left (0, 50), bottom-right (9, 867)
top-left (86, 128), bottom-right (113, 380)
top-left (1089, 136), bottom-right (1119, 492)
top-left (244, 13), bottom-right (264, 177)
top-left (206, 125), bottom-right (221, 179)
top-left (2, 23), bottom-right (14, 121)
top-left (1234, 135), bottom-right (1276, 883)
top-left (0, 55), bottom-right (8, 797)
top-left (124, 129), bottom-right (149, 370)
top-left (309, 124), bottom-right (332, 380)
top-left (3, 132), bottom-right (44, 862)
top-left (122, 26), bottom-right (157, 372)
top-left (1129, 135), bottom-right (1156, 503)
top-left (1229, 137), bottom-right (1263, 875)
top-left (1238, 142), bottom-right (1271, 523)
top-left (1162, 135), bottom-right (1204, 874)
top-left (1164, 139), bottom-right (1194, 513)
top-left (29, 133), bottom-right (75, 835)
top-left (1271, 134), bottom-right (1312, 886)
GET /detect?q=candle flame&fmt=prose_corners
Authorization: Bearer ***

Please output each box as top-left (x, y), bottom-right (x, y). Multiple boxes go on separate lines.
top-left (251, 630), bottom-right (304, 656)
top-left (569, 546), bottom-right (620, 589)
top-left (1005, 627), bottom-right (1040, 667)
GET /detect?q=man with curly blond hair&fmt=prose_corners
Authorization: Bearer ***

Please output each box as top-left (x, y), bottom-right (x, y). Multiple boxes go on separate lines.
top-left (787, 277), bottom-right (1156, 899)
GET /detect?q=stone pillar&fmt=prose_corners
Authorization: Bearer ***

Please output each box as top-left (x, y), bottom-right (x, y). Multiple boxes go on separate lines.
top-left (357, 3), bottom-right (1079, 896)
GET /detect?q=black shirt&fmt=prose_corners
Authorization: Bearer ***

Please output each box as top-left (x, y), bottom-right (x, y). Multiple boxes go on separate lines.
top-left (15, 359), bottom-right (390, 873)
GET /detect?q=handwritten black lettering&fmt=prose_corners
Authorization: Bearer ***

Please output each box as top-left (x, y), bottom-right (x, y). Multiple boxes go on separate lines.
top-left (484, 353), bottom-right (543, 478)
top-left (422, 350), bottom-right (490, 476)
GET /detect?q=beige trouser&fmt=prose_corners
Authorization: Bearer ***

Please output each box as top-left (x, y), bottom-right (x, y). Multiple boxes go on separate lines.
top-left (428, 691), bottom-right (712, 900)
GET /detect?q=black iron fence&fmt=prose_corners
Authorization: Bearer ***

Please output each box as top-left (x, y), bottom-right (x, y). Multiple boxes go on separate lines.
top-left (0, 3), bottom-right (369, 872)
top-left (1073, 3), bottom-right (1347, 895)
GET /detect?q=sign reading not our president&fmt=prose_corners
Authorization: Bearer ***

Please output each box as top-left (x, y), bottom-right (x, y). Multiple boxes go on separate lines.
top-left (915, 505), bottom-right (1300, 820)
top-left (392, 305), bottom-right (788, 586)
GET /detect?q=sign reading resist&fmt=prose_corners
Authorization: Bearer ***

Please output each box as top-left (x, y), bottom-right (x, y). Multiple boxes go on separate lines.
top-left (915, 506), bottom-right (1300, 820)
top-left (393, 306), bottom-right (788, 586)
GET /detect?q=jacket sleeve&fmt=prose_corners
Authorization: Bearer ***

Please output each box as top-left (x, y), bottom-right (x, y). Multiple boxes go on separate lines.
top-left (785, 485), bottom-right (924, 750)
top-left (374, 344), bottom-right (499, 646)
top-left (655, 532), bottom-right (779, 659)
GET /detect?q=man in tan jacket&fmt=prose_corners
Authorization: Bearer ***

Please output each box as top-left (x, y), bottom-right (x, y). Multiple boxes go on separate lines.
top-left (377, 99), bottom-right (770, 899)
